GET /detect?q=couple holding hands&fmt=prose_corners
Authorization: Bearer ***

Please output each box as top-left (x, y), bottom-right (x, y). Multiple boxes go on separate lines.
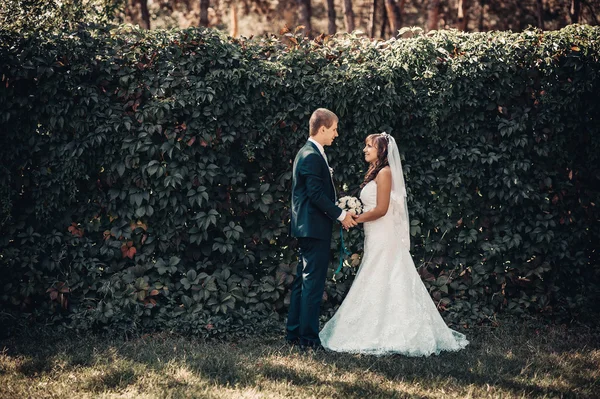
top-left (286, 108), bottom-right (469, 356)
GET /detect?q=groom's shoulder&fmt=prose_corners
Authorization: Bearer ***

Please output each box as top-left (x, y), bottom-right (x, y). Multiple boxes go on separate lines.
top-left (298, 141), bottom-right (318, 155)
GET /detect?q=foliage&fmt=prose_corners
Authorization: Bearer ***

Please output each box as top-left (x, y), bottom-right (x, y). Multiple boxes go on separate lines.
top-left (0, 24), bottom-right (599, 336)
top-left (0, 0), bottom-right (122, 33)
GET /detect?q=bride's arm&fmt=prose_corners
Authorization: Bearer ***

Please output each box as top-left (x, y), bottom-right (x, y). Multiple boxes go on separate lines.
top-left (354, 168), bottom-right (392, 223)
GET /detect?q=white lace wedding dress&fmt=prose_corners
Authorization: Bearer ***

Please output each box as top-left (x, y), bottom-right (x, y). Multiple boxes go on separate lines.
top-left (319, 180), bottom-right (469, 356)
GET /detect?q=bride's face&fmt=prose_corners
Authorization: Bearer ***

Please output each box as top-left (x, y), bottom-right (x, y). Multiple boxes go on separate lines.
top-left (363, 139), bottom-right (378, 164)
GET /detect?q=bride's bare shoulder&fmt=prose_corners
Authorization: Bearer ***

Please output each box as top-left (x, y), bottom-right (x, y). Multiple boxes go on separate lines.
top-left (376, 166), bottom-right (392, 181)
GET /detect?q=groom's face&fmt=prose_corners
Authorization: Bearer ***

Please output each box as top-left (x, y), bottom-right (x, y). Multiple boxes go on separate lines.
top-left (321, 121), bottom-right (339, 146)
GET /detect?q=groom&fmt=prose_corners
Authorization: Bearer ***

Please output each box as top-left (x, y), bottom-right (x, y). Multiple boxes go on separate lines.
top-left (286, 108), bottom-right (357, 349)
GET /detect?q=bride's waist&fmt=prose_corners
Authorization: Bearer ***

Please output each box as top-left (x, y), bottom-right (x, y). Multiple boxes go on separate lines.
top-left (363, 213), bottom-right (395, 226)
top-left (364, 219), bottom-right (411, 247)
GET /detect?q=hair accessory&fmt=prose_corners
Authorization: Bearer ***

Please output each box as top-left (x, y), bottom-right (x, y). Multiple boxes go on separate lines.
top-left (380, 132), bottom-right (391, 141)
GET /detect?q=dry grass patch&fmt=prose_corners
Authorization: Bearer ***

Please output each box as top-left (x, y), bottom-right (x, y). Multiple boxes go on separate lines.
top-left (0, 320), bottom-right (598, 398)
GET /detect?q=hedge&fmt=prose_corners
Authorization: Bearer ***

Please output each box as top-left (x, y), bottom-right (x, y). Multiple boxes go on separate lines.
top-left (1, 24), bottom-right (599, 336)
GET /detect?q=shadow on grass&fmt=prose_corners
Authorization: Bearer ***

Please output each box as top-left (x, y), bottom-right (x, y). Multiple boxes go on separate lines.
top-left (1, 321), bottom-right (599, 398)
top-left (259, 361), bottom-right (407, 397)
top-left (188, 351), bottom-right (244, 386)
top-left (319, 324), bottom-right (600, 398)
top-left (82, 366), bottom-right (138, 393)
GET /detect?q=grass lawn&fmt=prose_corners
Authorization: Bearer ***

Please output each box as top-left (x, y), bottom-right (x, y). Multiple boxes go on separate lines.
top-left (1, 319), bottom-right (598, 398)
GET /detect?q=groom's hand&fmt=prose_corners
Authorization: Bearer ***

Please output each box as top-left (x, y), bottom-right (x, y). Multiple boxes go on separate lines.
top-left (341, 212), bottom-right (357, 230)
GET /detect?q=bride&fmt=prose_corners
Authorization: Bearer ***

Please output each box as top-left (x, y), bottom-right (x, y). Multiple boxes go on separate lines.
top-left (319, 132), bottom-right (469, 356)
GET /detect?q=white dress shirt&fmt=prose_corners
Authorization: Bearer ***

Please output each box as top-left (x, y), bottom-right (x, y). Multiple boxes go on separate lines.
top-left (308, 137), bottom-right (346, 222)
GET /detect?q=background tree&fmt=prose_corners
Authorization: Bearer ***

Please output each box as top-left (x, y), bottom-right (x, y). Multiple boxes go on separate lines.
top-left (537, 0), bottom-right (545, 30)
top-left (385, 0), bottom-right (404, 36)
top-left (296, 0), bottom-right (312, 34)
top-left (380, 0), bottom-right (389, 37)
top-left (456, 0), bottom-right (470, 31)
top-left (327, 0), bottom-right (337, 34)
top-left (570, 0), bottom-right (581, 23)
top-left (478, 0), bottom-right (486, 31)
top-left (427, 0), bottom-right (441, 31)
top-left (200, 0), bottom-right (210, 26)
top-left (142, 0), bottom-right (151, 28)
top-left (1, 1), bottom-right (599, 54)
top-left (137, 0), bottom-right (151, 29)
top-left (231, 1), bottom-right (239, 36)
top-left (343, 0), bottom-right (356, 32)
top-left (368, 0), bottom-right (378, 36)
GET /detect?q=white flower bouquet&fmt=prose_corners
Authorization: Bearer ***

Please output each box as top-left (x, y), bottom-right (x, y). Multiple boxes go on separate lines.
top-left (337, 195), bottom-right (363, 215)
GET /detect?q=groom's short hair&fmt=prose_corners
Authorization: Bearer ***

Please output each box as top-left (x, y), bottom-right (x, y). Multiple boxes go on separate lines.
top-left (309, 108), bottom-right (338, 136)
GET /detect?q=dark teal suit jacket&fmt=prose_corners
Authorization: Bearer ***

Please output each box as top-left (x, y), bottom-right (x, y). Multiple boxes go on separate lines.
top-left (290, 141), bottom-right (342, 240)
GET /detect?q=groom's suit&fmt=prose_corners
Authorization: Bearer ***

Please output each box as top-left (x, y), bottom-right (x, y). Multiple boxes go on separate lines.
top-left (287, 140), bottom-right (343, 347)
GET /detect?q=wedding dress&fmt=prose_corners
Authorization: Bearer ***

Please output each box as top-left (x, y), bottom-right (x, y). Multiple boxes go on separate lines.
top-left (319, 135), bottom-right (469, 356)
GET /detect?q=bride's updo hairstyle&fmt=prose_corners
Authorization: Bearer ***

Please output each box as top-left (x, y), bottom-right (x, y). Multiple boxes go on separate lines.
top-left (360, 133), bottom-right (390, 188)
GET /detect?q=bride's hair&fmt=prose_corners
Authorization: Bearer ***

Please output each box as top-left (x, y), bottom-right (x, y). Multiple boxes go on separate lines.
top-left (360, 133), bottom-right (389, 188)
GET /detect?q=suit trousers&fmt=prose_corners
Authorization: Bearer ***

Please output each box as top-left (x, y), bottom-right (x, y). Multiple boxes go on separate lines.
top-left (286, 237), bottom-right (331, 346)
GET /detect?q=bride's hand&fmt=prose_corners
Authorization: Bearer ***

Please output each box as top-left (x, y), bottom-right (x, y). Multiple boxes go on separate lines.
top-left (341, 212), bottom-right (357, 229)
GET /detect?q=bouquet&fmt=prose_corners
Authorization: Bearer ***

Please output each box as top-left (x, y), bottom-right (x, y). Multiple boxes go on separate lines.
top-left (337, 196), bottom-right (363, 215)
top-left (334, 195), bottom-right (362, 275)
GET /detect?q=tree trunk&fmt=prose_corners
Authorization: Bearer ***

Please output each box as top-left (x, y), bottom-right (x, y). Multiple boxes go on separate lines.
top-left (380, 0), bottom-right (388, 38)
top-left (200, 0), bottom-right (209, 26)
top-left (569, 0), bottom-right (581, 23)
top-left (478, 0), bottom-right (485, 31)
top-left (343, 0), bottom-right (355, 32)
top-left (384, 0), bottom-right (403, 37)
top-left (139, 0), bottom-right (150, 29)
top-left (230, 2), bottom-right (238, 37)
top-left (583, 0), bottom-right (599, 25)
top-left (427, 0), bottom-right (440, 31)
top-left (296, 0), bottom-right (312, 35)
top-left (125, 0), bottom-right (135, 23)
top-left (536, 0), bottom-right (545, 30)
top-left (327, 0), bottom-right (336, 34)
top-left (368, 0), bottom-right (378, 37)
top-left (456, 0), bottom-right (470, 31)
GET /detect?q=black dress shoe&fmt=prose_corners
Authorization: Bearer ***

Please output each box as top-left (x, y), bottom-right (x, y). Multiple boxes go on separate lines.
top-left (285, 337), bottom-right (300, 346)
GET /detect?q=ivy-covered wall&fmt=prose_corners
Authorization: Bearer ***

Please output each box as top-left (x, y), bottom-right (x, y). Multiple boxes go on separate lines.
top-left (1, 25), bottom-right (599, 335)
